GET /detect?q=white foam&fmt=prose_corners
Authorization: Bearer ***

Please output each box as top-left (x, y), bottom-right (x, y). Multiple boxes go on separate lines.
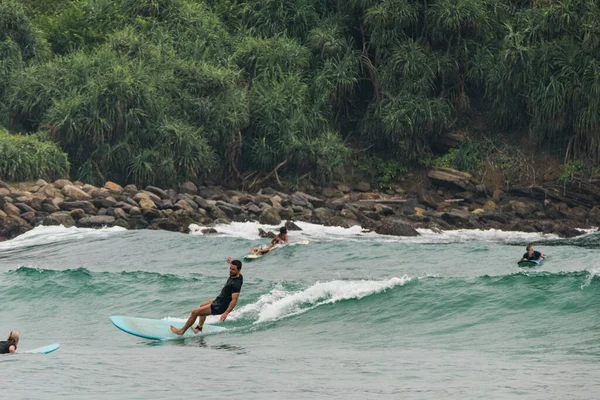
top-left (0, 224), bottom-right (126, 250)
top-left (189, 220), bottom-right (576, 244)
top-left (166, 277), bottom-right (410, 326)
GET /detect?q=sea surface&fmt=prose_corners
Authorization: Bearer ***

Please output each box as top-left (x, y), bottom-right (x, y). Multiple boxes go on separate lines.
top-left (1, 222), bottom-right (599, 399)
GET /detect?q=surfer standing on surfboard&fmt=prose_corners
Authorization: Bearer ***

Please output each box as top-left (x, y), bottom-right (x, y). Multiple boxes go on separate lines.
top-left (170, 257), bottom-right (243, 336)
top-left (0, 331), bottom-right (19, 354)
top-left (250, 227), bottom-right (289, 256)
top-left (519, 244), bottom-right (545, 262)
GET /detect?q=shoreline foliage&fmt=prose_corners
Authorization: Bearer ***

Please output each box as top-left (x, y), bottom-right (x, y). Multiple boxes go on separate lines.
top-left (0, 0), bottom-right (599, 187)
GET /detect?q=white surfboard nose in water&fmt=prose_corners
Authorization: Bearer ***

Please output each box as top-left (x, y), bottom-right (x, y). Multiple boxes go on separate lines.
top-left (110, 316), bottom-right (227, 340)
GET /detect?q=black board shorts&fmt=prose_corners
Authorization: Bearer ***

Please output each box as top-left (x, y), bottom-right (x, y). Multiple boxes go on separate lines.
top-left (210, 302), bottom-right (227, 315)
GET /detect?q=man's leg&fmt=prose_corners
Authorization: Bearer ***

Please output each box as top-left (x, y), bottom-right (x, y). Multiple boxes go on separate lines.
top-left (192, 299), bottom-right (214, 332)
top-left (170, 304), bottom-right (212, 335)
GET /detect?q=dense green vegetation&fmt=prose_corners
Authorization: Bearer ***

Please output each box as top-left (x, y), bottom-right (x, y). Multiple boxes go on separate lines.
top-left (0, 0), bottom-right (599, 187)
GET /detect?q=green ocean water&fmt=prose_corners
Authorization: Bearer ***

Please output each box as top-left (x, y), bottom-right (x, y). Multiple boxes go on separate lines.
top-left (0, 223), bottom-right (598, 399)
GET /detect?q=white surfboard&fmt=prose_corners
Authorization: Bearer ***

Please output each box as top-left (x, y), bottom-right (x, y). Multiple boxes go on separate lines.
top-left (110, 316), bottom-right (227, 340)
top-left (244, 240), bottom-right (309, 260)
top-left (22, 343), bottom-right (60, 354)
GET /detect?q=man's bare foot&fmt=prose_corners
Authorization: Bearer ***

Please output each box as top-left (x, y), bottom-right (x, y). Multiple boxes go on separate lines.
top-left (192, 325), bottom-right (203, 334)
top-left (170, 326), bottom-right (184, 335)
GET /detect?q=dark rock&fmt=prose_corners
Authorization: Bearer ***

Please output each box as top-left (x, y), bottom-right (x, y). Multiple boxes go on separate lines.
top-left (161, 200), bottom-right (174, 209)
top-left (113, 219), bottom-right (130, 229)
top-left (428, 168), bottom-right (474, 191)
top-left (180, 181), bottom-right (198, 195)
top-left (258, 228), bottom-right (275, 238)
top-left (93, 197), bottom-right (117, 209)
top-left (20, 211), bottom-right (36, 223)
top-left (60, 201), bottom-right (97, 215)
top-left (0, 215), bottom-right (32, 239)
top-left (77, 215), bottom-right (116, 228)
top-left (418, 190), bottom-right (444, 209)
top-left (142, 208), bottom-right (161, 220)
top-left (232, 214), bottom-right (250, 222)
top-left (375, 218), bottom-right (420, 236)
top-left (193, 196), bottom-right (209, 210)
top-left (441, 210), bottom-right (479, 228)
top-left (15, 203), bottom-right (35, 213)
top-left (201, 228), bottom-right (218, 235)
top-left (145, 186), bottom-right (168, 199)
top-left (279, 207), bottom-right (294, 220)
top-left (326, 216), bottom-right (360, 228)
top-left (70, 209), bottom-right (86, 220)
top-left (128, 216), bottom-right (149, 230)
top-left (122, 184), bottom-right (139, 197)
top-left (258, 208), bottom-right (281, 225)
top-left (354, 182), bottom-right (371, 192)
top-left (285, 221), bottom-right (302, 231)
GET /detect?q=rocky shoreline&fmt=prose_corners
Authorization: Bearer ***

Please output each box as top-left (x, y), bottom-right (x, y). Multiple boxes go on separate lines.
top-left (1, 167), bottom-right (598, 241)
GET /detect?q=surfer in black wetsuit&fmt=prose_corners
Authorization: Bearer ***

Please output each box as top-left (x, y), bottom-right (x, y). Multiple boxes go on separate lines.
top-left (0, 331), bottom-right (19, 354)
top-left (520, 244), bottom-right (545, 261)
top-left (170, 257), bottom-right (243, 336)
top-left (250, 227), bottom-right (289, 255)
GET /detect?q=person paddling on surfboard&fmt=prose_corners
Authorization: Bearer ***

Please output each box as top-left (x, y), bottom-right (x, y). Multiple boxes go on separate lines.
top-left (0, 331), bottom-right (19, 354)
top-left (250, 227), bottom-right (289, 256)
top-left (170, 257), bottom-right (243, 336)
top-left (519, 244), bottom-right (545, 262)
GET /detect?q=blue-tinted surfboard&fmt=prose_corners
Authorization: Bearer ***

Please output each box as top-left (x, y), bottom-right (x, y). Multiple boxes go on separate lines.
top-left (110, 316), bottom-right (227, 340)
top-left (22, 343), bottom-right (60, 354)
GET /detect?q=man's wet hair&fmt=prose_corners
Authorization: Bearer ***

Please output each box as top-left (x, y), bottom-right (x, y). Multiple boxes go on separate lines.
top-left (231, 260), bottom-right (242, 270)
top-left (526, 244), bottom-right (533, 250)
top-left (280, 227), bottom-right (287, 235)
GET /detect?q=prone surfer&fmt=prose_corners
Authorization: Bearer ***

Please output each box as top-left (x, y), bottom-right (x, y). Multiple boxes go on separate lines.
top-left (0, 331), bottom-right (19, 354)
top-left (170, 257), bottom-right (243, 335)
top-left (250, 227), bottom-right (289, 255)
top-left (519, 244), bottom-right (545, 262)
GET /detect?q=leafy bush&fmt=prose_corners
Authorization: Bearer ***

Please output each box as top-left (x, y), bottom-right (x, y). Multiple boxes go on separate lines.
top-left (0, 128), bottom-right (69, 182)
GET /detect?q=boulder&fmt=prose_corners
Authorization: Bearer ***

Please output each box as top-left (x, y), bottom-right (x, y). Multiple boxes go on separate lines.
top-left (77, 215), bottom-right (116, 228)
top-left (258, 208), bottom-right (281, 225)
top-left (322, 188), bottom-right (341, 198)
top-left (145, 186), bottom-right (168, 199)
top-left (54, 179), bottom-right (73, 189)
top-left (258, 228), bottom-right (275, 238)
top-left (354, 182), bottom-right (371, 192)
top-left (70, 209), bottom-right (86, 220)
top-left (103, 181), bottom-right (123, 195)
top-left (201, 228), bottom-right (218, 235)
top-left (285, 221), bottom-right (302, 231)
top-left (441, 210), bottom-right (479, 228)
top-left (128, 215), bottom-right (149, 229)
top-left (15, 203), bottom-right (35, 213)
top-left (375, 218), bottom-right (420, 236)
top-left (93, 197), bottom-right (117, 209)
top-left (139, 198), bottom-right (156, 210)
top-left (418, 191), bottom-right (444, 209)
top-left (326, 216), bottom-right (361, 228)
top-left (312, 207), bottom-right (335, 224)
top-left (175, 199), bottom-right (195, 212)
top-left (60, 201), bottom-right (97, 215)
top-left (4, 203), bottom-right (22, 217)
top-left (62, 185), bottom-right (91, 201)
top-left (428, 168), bottom-right (474, 191)
top-left (123, 184), bottom-right (138, 197)
top-left (0, 215), bottom-right (31, 240)
top-left (43, 212), bottom-right (75, 228)
top-left (180, 181), bottom-right (198, 195)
